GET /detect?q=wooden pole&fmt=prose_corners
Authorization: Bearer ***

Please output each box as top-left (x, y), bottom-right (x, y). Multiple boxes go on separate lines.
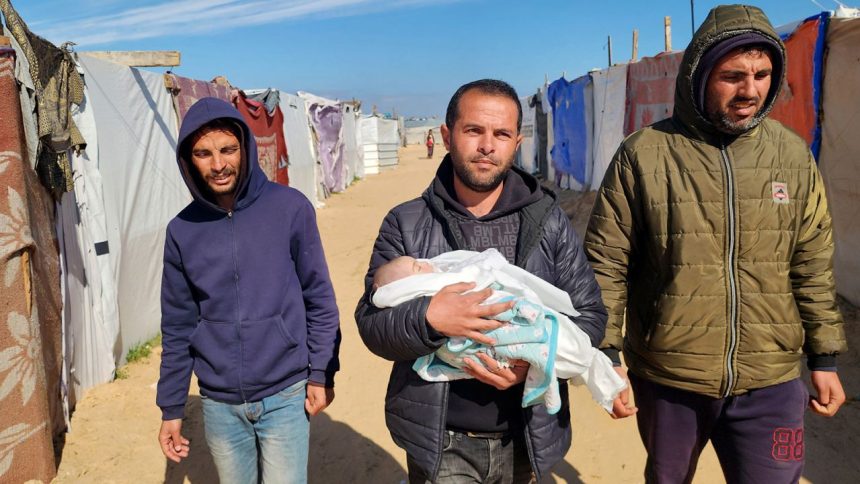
top-left (664, 16), bottom-right (672, 52)
top-left (80, 50), bottom-right (180, 67)
top-left (632, 29), bottom-right (639, 62)
top-left (608, 35), bottom-right (613, 66)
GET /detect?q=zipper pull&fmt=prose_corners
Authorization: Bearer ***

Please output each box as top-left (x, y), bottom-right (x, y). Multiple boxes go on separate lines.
top-left (227, 211), bottom-right (233, 218)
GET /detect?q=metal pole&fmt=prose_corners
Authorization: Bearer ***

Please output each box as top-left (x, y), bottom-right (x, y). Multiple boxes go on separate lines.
top-left (608, 35), bottom-right (613, 66)
top-left (691, 0), bottom-right (696, 35)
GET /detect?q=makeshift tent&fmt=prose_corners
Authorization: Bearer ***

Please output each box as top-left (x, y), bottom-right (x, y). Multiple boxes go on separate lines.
top-left (539, 83), bottom-right (555, 182)
top-left (769, 13), bottom-right (828, 158)
top-left (548, 75), bottom-right (594, 191)
top-left (60, 57), bottom-right (120, 406)
top-left (300, 92), bottom-right (347, 195)
top-left (590, 64), bottom-right (627, 190)
top-left (0, 45), bottom-right (62, 483)
top-left (624, 51), bottom-right (683, 136)
top-left (516, 96), bottom-right (537, 174)
top-left (340, 102), bottom-right (363, 183)
top-left (75, 54), bottom-right (190, 364)
top-left (277, 91), bottom-right (320, 205)
top-left (818, 16), bottom-right (860, 306)
top-left (360, 116), bottom-right (399, 173)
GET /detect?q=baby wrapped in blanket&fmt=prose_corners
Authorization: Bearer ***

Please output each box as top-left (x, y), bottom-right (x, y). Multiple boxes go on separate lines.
top-left (371, 248), bottom-right (625, 414)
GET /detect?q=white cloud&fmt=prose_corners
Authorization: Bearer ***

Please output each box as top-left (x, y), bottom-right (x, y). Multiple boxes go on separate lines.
top-left (30, 0), bottom-right (465, 47)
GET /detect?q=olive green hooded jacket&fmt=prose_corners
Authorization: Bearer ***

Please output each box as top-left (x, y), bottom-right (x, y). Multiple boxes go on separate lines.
top-left (584, 4), bottom-right (847, 398)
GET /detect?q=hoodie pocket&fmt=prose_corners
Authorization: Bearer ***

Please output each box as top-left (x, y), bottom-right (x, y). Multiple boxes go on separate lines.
top-left (190, 319), bottom-right (238, 392)
top-left (240, 316), bottom-right (302, 389)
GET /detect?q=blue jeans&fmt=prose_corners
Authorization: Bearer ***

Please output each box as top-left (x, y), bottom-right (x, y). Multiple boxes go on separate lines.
top-left (201, 379), bottom-right (309, 484)
top-left (407, 430), bottom-right (535, 483)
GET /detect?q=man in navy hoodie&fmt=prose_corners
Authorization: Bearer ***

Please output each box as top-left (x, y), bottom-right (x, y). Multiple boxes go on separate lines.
top-left (156, 98), bottom-right (340, 483)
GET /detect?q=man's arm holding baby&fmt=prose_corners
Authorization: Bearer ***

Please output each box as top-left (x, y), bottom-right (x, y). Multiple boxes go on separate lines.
top-left (426, 283), bottom-right (526, 390)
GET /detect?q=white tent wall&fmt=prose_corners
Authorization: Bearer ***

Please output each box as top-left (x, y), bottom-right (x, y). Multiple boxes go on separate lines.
top-left (360, 117), bottom-right (400, 170)
top-left (818, 17), bottom-right (860, 307)
top-left (540, 83), bottom-right (556, 183)
top-left (590, 64), bottom-right (628, 190)
top-left (516, 97), bottom-right (537, 174)
top-left (341, 103), bottom-right (363, 183)
top-left (278, 92), bottom-right (321, 206)
top-left (77, 55), bottom-right (191, 362)
top-left (58, 82), bottom-right (121, 401)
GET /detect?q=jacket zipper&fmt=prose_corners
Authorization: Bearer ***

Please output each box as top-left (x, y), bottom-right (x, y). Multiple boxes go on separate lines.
top-left (228, 210), bottom-right (246, 402)
top-left (719, 144), bottom-right (739, 398)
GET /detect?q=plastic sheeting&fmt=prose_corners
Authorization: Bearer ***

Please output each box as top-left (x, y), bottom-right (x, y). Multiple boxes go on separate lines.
top-left (590, 64), bottom-right (627, 190)
top-left (624, 51), bottom-right (683, 136)
top-left (770, 13), bottom-right (828, 158)
top-left (548, 75), bottom-right (593, 190)
top-left (360, 117), bottom-right (399, 173)
top-left (277, 92), bottom-right (319, 205)
top-left (78, 55), bottom-right (191, 362)
top-left (517, 96), bottom-right (537, 174)
top-left (341, 103), bottom-right (363, 183)
top-left (60, 73), bottom-right (120, 402)
top-left (300, 92), bottom-right (347, 194)
top-left (818, 17), bottom-right (860, 306)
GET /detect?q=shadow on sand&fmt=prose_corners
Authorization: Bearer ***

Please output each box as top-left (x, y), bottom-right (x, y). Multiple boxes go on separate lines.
top-left (161, 396), bottom-right (405, 483)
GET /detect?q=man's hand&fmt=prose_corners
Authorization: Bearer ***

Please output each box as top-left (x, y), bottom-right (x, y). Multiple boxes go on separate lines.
top-left (305, 382), bottom-right (335, 416)
top-left (158, 419), bottom-right (190, 463)
top-left (463, 353), bottom-right (529, 390)
top-left (609, 366), bottom-right (638, 419)
top-left (426, 282), bottom-right (513, 345)
top-left (809, 371), bottom-right (846, 417)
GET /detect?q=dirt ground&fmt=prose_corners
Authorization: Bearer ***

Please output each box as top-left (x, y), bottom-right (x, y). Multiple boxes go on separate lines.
top-left (54, 145), bottom-right (859, 483)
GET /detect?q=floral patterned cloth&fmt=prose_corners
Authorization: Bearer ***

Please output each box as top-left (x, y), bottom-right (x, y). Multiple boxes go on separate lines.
top-left (0, 45), bottom-right (62, 483)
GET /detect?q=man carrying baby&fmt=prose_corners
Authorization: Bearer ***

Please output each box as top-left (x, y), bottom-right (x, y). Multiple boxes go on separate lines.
top-left (355, 79), bottom-right (608, 483)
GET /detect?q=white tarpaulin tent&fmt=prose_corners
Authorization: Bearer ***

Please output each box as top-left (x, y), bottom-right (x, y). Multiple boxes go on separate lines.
top-left (76, 54), bottom-right (191, 365)
top-left (517, 96), bottom-right (537, 174)
top-left (341, 102), bottom-right (363, 184)
top-left (360, 116), bottom-right (399, 173)
top-left (590, 64), bottom-right (628, 190)
top-left (818, 16), bottom-right (860, 306)
top-left (278, 91), bottom-right (320, 206)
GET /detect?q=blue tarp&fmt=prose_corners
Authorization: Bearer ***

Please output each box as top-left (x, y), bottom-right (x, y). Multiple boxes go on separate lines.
top-left (547, 75), bottom-right (591, 187)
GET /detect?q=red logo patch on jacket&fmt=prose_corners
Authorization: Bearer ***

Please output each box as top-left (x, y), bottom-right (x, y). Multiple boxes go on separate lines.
top-left (772, 182), bottom-right (789, 204)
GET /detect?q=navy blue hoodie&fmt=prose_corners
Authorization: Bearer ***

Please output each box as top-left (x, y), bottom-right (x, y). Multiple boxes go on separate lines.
top-left (156, 98), bottom-right (340, 420)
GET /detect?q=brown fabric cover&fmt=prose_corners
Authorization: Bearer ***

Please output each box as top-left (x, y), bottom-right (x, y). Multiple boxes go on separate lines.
top-left (0, 45), bottom-right (63, 482)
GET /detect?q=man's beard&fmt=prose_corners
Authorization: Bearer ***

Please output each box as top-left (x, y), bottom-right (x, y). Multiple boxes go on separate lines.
top-left (706, 96), bottom-right (764, 135)
top-left (451, 153), bottom-right (512, 193)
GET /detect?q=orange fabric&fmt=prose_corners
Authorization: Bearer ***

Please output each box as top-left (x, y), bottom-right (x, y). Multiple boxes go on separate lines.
top-left (769, 18), bottom-right (820, 146)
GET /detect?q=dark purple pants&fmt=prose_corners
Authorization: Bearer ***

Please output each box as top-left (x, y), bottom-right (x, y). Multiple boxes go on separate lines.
top-left (630, 374), bottom-right (808, 484)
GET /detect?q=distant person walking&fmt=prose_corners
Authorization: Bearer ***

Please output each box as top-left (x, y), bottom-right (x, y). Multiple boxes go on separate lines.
top-left (426, 129), bottom-right (435, 158)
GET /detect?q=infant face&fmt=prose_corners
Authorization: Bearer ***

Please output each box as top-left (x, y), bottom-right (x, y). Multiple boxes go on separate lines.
top-left (373, 256), bottom-right (435, 288)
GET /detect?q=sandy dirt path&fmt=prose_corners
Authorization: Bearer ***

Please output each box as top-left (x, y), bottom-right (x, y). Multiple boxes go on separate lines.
top-left (54, 145), bottom-right (857, 483)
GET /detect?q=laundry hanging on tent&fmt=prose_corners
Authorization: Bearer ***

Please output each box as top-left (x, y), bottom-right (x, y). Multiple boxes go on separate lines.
top-left (301, 93), bottom-right (347, 194)
top-left (517, 96), bottom-right (537, 175)
top-left (769, 12), bottom-right (828, 158)
top-left (234, 91), bottom-right (290, 186)
top-left (0, 44), bottom-right (64, 484)
top-left (164, 72), bottom-right (233, 123)
top-left (247, 88), bottom-right (281, 116)
top-left (1, 0), bottom-right (85, 196)
top-left (547, 75), bottom-right (593, 189)
top-left (624, 51), bottom-right (683, 136)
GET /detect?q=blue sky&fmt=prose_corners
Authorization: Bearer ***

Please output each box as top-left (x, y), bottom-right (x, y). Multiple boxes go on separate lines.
top-left (11, 0), bottom-right (849, 117)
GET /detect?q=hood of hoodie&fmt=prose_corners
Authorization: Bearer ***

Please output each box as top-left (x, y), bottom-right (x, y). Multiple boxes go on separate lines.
top-left (673, 4), bottom-right (786, 142)
top-left (176, 97), bottom-right (267, 213)
top-left (429, 154), bottom-right (548, 221)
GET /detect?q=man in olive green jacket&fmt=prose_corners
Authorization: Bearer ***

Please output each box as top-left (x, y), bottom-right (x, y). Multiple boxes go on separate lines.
top-left (585, 4), bottom-right (847, 483)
